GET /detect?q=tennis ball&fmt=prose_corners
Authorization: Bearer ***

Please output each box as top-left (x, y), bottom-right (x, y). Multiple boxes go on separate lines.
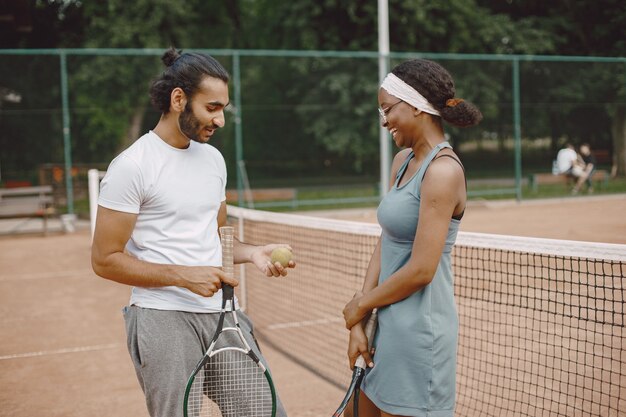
top-left (270, 247), bottom-right (292, 267)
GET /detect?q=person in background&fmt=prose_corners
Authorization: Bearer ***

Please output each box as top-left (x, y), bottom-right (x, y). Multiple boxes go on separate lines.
top-left (579, 143), bottom-right (596, 193)
top-left (555, 143), bottom-right (588, 194)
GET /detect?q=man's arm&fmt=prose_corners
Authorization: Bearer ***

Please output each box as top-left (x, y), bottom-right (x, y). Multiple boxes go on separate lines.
top-left (91, 206), bottom-right (236, 297)
top-left (217, 202), bottom-right (295, 277)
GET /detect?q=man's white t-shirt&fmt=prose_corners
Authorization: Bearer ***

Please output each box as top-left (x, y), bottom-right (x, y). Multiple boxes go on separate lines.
top-left (98, 131), bottom-right (236, 312)
top-left (556, 148), bottom-right (577, 174)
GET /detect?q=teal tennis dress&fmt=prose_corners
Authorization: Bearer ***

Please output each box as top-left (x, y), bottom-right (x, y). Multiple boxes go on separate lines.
top-left (361, 142), bottom-right (461, 416)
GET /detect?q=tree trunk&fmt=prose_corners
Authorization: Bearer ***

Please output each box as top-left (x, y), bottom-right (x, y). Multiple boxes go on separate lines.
top-left (549, 111), bottom-right (561, 155)
top-left (120, 105), bottom-right (145, 151)
top-left (611, 104), bottom-right (626, 177)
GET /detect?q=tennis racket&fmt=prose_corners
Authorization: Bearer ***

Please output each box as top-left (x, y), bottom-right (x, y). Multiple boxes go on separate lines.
top-left (332, 308), bottom-right (378, 417)
top-left (183, 226), bottom-right (277, 417)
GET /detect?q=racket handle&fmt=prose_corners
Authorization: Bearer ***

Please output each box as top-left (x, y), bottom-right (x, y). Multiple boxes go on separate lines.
top-left (354, 309), bottom-right (378, 369)
top-left (354, 355), bottom-right (367, 369)
top-left (222, 284), bottom-right (234, 298)
top-left (219, 226), bottom-right (235, 274)
top-left (219, 226), bottom-right (235, 300)
top-left (363, 309), bottom-right (378, 339)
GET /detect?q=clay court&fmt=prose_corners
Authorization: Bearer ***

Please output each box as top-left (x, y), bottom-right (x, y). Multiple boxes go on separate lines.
top-left (0, 194), bottom-right (624, 417)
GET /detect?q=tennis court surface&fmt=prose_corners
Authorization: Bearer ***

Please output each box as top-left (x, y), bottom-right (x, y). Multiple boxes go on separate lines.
top-left (1, 195), bottom-right (624, 416)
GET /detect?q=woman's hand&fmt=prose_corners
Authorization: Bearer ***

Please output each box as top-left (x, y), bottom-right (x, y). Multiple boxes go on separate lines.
top-left (250, 244), bottom-right (296, 277)
top-left (347, 323), bottom-right (374, 369)
top-left (343, 291), bottom-right (368, 329)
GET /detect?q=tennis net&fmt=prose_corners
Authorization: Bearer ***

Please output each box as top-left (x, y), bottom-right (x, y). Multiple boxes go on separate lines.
top-left (227, 205), bottom-right (625, 417)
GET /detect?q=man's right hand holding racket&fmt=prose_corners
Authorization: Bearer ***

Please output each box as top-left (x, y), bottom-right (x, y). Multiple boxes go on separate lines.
top-left (177, 265), bottom-right (240, 297)
top-left (180, 241), bottom-right (295, 298)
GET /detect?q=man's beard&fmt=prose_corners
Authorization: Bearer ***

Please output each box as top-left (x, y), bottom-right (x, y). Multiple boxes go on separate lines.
top-left (179, 103), bottom-right (206, 143)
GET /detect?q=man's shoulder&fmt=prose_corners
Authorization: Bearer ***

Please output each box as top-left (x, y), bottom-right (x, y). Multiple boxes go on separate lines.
top-left (112, 132), bottom-right (153, 159)
top-left (193, 142), bottom-right (226, 166)
top-left (127, 131), bottom-right (156, 152)
top-left (106, 132), bottom-right (156, 173)
top-left (195, 142), bottom-right (223, 157)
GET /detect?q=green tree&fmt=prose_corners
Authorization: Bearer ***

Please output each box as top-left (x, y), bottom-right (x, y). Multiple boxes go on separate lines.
top-left (3, 0), bottom-right (624, 185)
top-left (478, 0), bottom-right (626, 175)
top-left (238, 0), bottom-right (556, 173)
top-left (72, 0), bottom-right (244, 159)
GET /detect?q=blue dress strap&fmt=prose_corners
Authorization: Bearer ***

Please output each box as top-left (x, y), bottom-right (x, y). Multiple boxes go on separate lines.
top-left (414, 141), bottom-right (452, 186)
top-left (394, 150), bottom-right (415, 185)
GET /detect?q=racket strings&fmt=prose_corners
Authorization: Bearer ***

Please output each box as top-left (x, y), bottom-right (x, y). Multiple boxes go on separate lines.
top-left (187, 349), bottom-right (273, 417)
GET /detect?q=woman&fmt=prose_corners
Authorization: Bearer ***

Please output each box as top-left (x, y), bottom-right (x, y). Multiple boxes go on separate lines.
top-left (343, 59), bottom-right (482, 417)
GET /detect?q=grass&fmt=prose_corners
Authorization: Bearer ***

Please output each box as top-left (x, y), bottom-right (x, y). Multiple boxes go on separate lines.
top-left (467, 177), bottom-right (626, 200)
top-left (522, 177), bottom-right (626, 199)
top-left (63, 177), bottom-right (626, 217)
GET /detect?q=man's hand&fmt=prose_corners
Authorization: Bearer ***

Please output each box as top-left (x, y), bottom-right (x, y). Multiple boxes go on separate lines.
top-left (250, 244), bottom-right (296, 277)
top-left (179, 265), bottom-right (239, 297)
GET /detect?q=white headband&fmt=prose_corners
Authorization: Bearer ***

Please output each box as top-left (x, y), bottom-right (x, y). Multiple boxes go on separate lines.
top-left (380, 73), bottom-right (441, 117)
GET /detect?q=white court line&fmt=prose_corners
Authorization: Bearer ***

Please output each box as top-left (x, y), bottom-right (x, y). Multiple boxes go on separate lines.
top-left (0, 343), bottom-right (122, 360)
top-left (266, 316), bottom-right (343, 331)
top-left (0, 269), bottom-right (94, 282)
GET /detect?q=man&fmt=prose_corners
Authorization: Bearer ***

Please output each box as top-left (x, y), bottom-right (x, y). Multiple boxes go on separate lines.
top-left (555, 143), bottom-right (588, 194)
top-left (91, 47), bottom-right (293, 417)
top-left (579, 143), bottom-right (596, 193)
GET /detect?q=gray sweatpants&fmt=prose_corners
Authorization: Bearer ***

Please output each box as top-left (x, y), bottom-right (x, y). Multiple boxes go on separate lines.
top-left (123, 306), bottom-right (288, 417)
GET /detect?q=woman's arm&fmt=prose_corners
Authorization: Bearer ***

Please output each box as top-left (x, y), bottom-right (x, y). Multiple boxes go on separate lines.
top-left (345, 149), bottom-right (412, 367)
top-left (344, 156), bottom-right (465, 328)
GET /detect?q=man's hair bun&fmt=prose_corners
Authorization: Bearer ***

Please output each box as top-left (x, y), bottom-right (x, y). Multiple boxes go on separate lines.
top-left (161, 46), bottom-right (182, 67)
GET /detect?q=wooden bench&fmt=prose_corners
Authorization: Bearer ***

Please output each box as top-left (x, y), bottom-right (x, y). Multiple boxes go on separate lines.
top-left (592, 149), bottom-right (611, 165)
top-left (226, 188), bottom-right (297, 203)
top-left (0, 186), bottom-right (55, 234)
top-left (528, 170), bottom-right (610, 193)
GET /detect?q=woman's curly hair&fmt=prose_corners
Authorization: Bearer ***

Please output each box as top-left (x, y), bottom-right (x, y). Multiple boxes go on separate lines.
top-left (391, 59), bottom-right (482, 128)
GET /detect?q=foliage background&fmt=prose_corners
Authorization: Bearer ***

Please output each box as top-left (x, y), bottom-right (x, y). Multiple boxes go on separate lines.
top-left (0, 0), bottom-right (624, 207)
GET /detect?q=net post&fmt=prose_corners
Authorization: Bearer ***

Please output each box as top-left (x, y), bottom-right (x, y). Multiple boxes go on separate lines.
top-left (378, 0), bottom-right (391, 198)
top-left (60, 51), bottom-right (75, 215)
top-left (512, 58), bottom-right (522, 202)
